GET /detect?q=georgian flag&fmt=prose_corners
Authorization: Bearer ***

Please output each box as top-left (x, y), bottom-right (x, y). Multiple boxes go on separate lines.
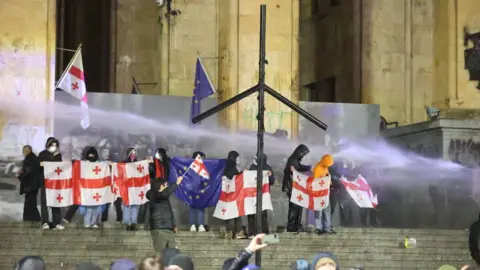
top-left (189, 154), bottom-right (209, 179)
top-left (73, 161), bottom-right (113, 206)
top-left (43, 161), bottom-right (74, 207)
top-left (291, 169), bottom-right (330, 210)
top-left (213, 170), bottom-right (273, 220)
top-left (113, 160), bottom-right (150, 206)
top-left (340, 175), bottom-right (378, 208)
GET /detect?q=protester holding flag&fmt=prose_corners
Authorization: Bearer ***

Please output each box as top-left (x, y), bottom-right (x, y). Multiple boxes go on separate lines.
top-left (246, 153), bottom-right (274, 236)
top-left (122, 147), bottom-right (140, 231)
top-left (147, 175), bottom-right (183, 253)
top-left (222, 151), bottom-right (247, 239)
top-left (188, 151), bottom-right (207, 232)
top-left (38, 137), bottom-right (65, 230)
top-left (283, 144), bottom-right (311, 233)
top-left (312, 154), bottom-right (336, 235)
top-left (17, 145), bottom-right (41, 222)
top-left (77, 147), bottom-right (107, 229)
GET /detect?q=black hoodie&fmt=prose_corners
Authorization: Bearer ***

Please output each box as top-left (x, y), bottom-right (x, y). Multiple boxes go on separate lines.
top-left (223, 151), bottom-right (241, 180)
top-left (82, 146), bottom-right (99, 162)
top-left (37, 137), bottom-right (62, 186)
top-left (282, 144), bottom-right (310, 194)
top-left (146, 178), bottom-right (178, 231)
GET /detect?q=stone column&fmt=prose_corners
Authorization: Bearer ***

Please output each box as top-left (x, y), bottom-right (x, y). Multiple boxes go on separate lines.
top-left (290, 0), bottom-right (300, 139)
top-left (217, 0), bottom-right (240, 131)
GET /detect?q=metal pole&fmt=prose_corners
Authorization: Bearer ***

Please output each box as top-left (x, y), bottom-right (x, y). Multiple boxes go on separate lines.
top-left (255, 4), bottom-right (267, 267)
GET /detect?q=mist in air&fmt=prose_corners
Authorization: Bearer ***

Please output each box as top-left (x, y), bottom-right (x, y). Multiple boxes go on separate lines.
top-left (0, 96), bottom-right (471, 220)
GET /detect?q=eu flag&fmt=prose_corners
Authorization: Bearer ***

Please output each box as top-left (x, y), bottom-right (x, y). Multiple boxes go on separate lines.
top-left (190, 56), bottom-right (215, 125)
top-left (168, 157), bottom-right (226, 209)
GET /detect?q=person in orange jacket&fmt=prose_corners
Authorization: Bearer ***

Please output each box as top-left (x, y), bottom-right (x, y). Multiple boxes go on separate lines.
top-left (312, 154), bottom-right (336, 235)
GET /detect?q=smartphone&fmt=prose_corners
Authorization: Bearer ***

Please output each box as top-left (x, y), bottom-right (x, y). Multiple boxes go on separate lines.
top-left (262, 233), bottom-right (280, 244)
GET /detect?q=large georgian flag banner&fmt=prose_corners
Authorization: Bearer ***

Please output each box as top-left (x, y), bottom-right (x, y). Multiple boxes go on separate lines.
top-left (73, 161), bottom-right (113, 206)
top-left (113, 160), bottom-right (150, 206)
top-left (291, 169), bottom-right (330, 210)
top-left (213, 170), bottom-right (273, 220)
top-left (43, 161), bottom-right (74, 207)
top-left (340, 175), bottom-right (378, 208)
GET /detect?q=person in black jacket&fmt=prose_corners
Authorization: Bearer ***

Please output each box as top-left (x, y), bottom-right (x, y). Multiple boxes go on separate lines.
top-left (38, 137), bottom-right (64, 230)
top-left (17, 145), bottom-right (41, 222)
top-left (147, 175), bottom-right (183, 253)
top-left (247, 153), bottom-right (274, 237)
top-left (222, 234), bottom-right (268, 270)
top-left (469, 213), bottom-right (480, 265)
top-left (282, 144), bottom-right (311, 233)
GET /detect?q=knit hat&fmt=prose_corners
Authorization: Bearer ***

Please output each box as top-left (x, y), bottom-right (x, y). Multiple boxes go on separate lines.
top-left (15, 256), bottom-right (45, 270)
top-left (110, 259), bottom-right (137, 270)
top-left (438, 265), bottom-right (457, 270)
top-left (162, 248), bottom-right (181, 266)
top-left (310, 252), bottom-right (339, 270)
top-left (168, 254), bottom-right (194, 270)
top-left (243, 264), bottom-right (261, 270)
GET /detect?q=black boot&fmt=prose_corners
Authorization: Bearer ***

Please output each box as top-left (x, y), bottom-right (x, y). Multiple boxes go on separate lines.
top-left (126, 224), bottom-right (132, 231)
top-left (131, 224), bottom-right (137, 231)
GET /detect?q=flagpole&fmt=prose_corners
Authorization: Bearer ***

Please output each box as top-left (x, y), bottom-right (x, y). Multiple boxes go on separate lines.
top-left (55, 43), bottom-right (82, 88)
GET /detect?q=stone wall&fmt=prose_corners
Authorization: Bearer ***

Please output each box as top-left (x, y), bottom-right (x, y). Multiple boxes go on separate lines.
top-left (0, 0), bottom-right (56, 148)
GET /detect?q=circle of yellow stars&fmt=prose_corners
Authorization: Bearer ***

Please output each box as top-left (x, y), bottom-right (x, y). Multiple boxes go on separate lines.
top-left (179, 165), bottom-right (208, 200)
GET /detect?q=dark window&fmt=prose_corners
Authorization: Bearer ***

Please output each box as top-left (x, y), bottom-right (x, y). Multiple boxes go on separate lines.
top-left (305, 77), bottom-right (336, 102)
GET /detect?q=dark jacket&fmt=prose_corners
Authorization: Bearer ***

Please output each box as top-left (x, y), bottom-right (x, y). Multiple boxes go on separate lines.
top-left (224, 151), bottom-right (241, 180)
top-left (222, 249), bottom-right (253, 270)
top-left (18, 152), bottom-right (41, 195)
top-left (149, 148), bottom-right (170, 181)
top-left (282, 144), bottom-right (310, 194)
top-left (147, 180), bottom-right (178, 231)
top-left (469, 214), bottom-right (480, 264)
top-left (37, 137), bottom-right (62, 186)
top-left (248, 153), bottom-right (274, 185)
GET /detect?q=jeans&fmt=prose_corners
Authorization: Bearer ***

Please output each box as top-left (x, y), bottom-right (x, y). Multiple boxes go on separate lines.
top-left (189, 207), bottom-right (205, 225)
top-left (122, 205), bottom-right (139, 225)
top-left (151, 229), bottom-right (175, 253)
top-left (315, 204), bottom-right (332, 231)
top-left (306, 209), bottom-right (315, 226)
top-left (84, 206), bottom-right (102, 226)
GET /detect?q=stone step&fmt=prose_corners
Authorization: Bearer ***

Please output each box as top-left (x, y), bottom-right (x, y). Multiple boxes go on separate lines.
top-left (0, 242), bottom-right (469, 255)
top-left (0, 222), bottom-right (470, 235)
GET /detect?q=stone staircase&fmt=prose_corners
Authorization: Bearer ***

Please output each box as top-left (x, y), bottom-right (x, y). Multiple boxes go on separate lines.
top-left (0, 222), bottom-right (473, 270)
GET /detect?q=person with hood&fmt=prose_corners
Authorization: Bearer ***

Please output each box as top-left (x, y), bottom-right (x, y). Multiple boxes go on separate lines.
top-left (79, 147), bottom-right (105, 229)
top-left (167, 254), bottom-right (195, 270)
top-left (469, 212), bottom-right (480, 265)
top-left (138, 148), bottom-right (170, 225)
top-left (38, 137), bottom-right (64, 230)
top-left (310, 252), bottom-right (339, 270)
top-left (312, 154), bottom-right (336, 235)
top-left (189, 151), bottom-right (207, 232)
top-left (247, 153), bottom-right (274, 236)
top-left (123, 147), bottom-right (140, 231)
top-left (63, 146), bottom-right (102, 225)
top-left (282, 144), bottom-right (311, 233)
top-left (223, 151), bottom-right (247, 239)
top-left (17, 145), bottom-right (41, 222)
top-left (147, 174), bottom-right (183, 253)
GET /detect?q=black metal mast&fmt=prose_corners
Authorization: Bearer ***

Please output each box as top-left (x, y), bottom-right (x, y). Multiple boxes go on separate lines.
top-left (192, 5), bottom-right (327, 266)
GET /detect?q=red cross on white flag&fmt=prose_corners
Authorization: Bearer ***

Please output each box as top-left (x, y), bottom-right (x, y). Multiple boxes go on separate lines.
top-left (43, 161), bottom-right (74, 207)
top-left (290, 169), bottom-right (330, 211)
top-left (113, 160), bottom-right (151, 206)
top-left (340, 175), bottom-right (378, 208)
top-left (188, 154), bottom-right (210, 179)
top-left (73, 161), bottom-right (113, 206)
top-left (56, 45), bottom-right (90, 129)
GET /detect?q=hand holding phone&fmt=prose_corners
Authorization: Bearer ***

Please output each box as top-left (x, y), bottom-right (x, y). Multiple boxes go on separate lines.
top-left (262, 233), bottom-right (280, 244)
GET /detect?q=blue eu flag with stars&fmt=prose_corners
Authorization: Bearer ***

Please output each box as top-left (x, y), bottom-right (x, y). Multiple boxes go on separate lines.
top-left (190, 56), bottom-right (215, 126)
top-left (168, 157), bottom-right (226, 209)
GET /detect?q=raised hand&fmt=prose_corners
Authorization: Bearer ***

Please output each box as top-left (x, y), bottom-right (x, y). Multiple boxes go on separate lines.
top-left (247, 234), bottom-right (268, 252)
